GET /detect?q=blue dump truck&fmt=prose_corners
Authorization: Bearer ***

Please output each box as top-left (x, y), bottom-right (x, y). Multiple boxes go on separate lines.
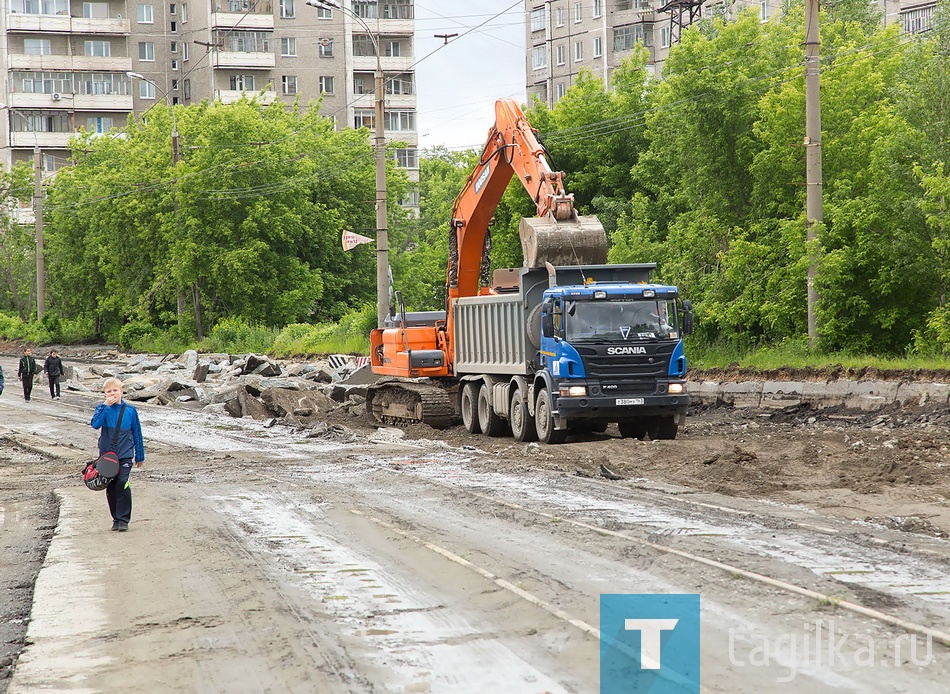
top-left (453, 262), bottom-right (693, 443)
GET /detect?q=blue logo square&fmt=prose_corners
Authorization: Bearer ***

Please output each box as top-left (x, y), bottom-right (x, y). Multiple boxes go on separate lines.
top-left (600, 594), bottom-right (700, 693)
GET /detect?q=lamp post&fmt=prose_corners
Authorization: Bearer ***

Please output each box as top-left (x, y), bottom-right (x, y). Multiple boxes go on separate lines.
top-left (307, 0), bottom-right (389, 328)
top-left (127, 71), bottom-right (179, 164)
top-left (1, 104), bottom-right (45, 318)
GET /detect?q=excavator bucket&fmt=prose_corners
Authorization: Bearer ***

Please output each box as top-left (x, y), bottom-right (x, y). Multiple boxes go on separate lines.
top-left (519, 215), bottom-right (608, 268)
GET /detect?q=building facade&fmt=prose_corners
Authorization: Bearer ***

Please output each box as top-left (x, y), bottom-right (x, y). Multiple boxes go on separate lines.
top-left (525, 0), bottom-right (940, 108)
top-left (1, 0), bottom-right (418, 206)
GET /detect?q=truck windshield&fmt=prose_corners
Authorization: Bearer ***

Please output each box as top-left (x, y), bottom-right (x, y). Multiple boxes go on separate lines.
top-left (565, 299), bottom-right (679, 342)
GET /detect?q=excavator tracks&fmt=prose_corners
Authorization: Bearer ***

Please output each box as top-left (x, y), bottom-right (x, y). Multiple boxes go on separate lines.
top-left (366, 381), bottom-right (456, 430)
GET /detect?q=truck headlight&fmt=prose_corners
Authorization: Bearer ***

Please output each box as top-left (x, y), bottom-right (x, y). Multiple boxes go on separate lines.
top-left (559, 385), bottom-right (587, 397)
top-left (668, 383), bottom-right (685, 394)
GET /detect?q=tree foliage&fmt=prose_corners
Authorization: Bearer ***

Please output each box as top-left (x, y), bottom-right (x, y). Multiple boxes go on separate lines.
top-left (43, 97), bottom-right (405, 340)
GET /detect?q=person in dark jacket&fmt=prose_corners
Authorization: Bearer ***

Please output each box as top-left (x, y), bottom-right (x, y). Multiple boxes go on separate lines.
top-left (91, 378), bottom-right (145, 532)
top-left (0, 363), bottom-right (4, 395)
top-left (43, 349), bottom-right (64, 400)
top-left (17, 347), bottom-right (38, 401)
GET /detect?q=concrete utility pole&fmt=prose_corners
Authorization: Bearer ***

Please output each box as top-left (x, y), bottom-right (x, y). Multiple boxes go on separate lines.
top-left (804, 0), bottom-right (823, 346)
top-left (33, 147), bottom-right (45, 319)
top-left (308, 0), bottom-right (389, 328)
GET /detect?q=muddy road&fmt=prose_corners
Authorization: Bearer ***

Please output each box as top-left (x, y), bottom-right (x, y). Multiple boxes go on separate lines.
top-left (1, 360), bottom-right (948, 692)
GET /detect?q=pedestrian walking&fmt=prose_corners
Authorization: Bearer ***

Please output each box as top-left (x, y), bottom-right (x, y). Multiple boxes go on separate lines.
top-left (91, 378), bottom-right (145, 532)
top-left (44, 349), bottom-right (64, 400)
top-left (0, 363), bottom-right (4, 396)
top-left (17, 347), bottom-right (38, 401)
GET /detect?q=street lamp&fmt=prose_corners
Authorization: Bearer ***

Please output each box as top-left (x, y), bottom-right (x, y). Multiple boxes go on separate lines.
top-left (306, 0), bottom-right (389, 328)
top-left (127, 71), bottom-right (179, 164)
top-left (0, 103), bottom-right (45, 318)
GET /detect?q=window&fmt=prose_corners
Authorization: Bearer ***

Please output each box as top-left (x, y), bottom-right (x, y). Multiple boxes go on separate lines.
top-left (593, 0), bottom-right (602, 18)
top-left (318, 75), bottom-right (333, 94)
top-left (279, 0), bottom-right (294, 18)
top-left (281, 75), bottom-right (297, 95)
top-left (172, 78), bottom-right (179, 90)
top-left (138, 42), bottom-right (155, 61)
top-left (353, 1), bottom-right (377, 19)
top-left (556, 83), bottom-right (566, 100)
top-left (12, 112), bottom-right (70, 133)
top-left (556, 44), bottom-right (565, 66)
top-left (384, 40), bottom-right (401, 57)
top-left (87, 116), bottom-right (114, 133)
top-left (24, 39), bottom-right (51, 55)
top-left (85, 40), bottom-right (112, 57)
top-left (531, 7), bottom-right (546, 32)
top-left (555, 7), bottom-right (563, 26)
top-left (169, 3), bottom-right (176, 13)
top-left (171, 41), bottom-right (178, 53)
top-left (353, 35), bottom-right (376, 56)
top-left (183, 79), bottom-right (191, 99)
top-left (171, 59), bottom-right (179, 70)
top-left (354, 109), bottom-right (375, 129)
top-left (382, 0), bottom-right (412, 19)
top-left (137, 4), bottom-right (153, 23)
top-left (78, 72), bottom-right (128, 95)
top-left (616, 0), bottom-right (633, 10)
top-left (139, 80), bottom-right (156, 98)
top-left (386, 73), bottom-right (413, 95)
top-left (593, 36), bottom-right (602, 57)
top-left (574, 41), bottom-right (583, 61)
top-left (613, 24), bottom-right (652, 51)
top-left (400, 190), bottom-right (420, 207)
top-left (217, 30), bottom-right (271, 52)
top-left (170, 21), bottom-right (177, 32)
top-left (280, 37), bottom-right (297, 56)
top-left (42, 153), bottom-right (58, 172)
top-left (532, 46), bottom-right (547, 70)
top-left (394, 147), bottom-right (417, 168)
top-left (17, 71), bottom-right (74, 94)
top-left (659, 25), bottom-right (670, 48)
top-left (353, 75), bottom-right (368, 94)
top-left (82, 2), bottom-right (110, 18)
top-left (759, 0), bottom-right (769, 22)
top-left (180, 2), bottom-right (188, 22)
top-left (319, 40), bottom-right (333, 57)
top-left (315, 5), bottom-right (331, 18)
top-left (182, 43), bottom-right (190, 60)
top-left (902, 5), bottom-right (935, 34)
top-left (384, 109), bottom-right (414, 131)
top-left (11, 0), bottom-right (68, 14)
top-left (230, 74), bottom-right (255, 90)
top-left (574, 2), bottom-right (582, 22)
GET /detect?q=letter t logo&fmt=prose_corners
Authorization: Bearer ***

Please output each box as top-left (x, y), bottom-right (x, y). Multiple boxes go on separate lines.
top-left (624, 618), bottom-right (679, 670)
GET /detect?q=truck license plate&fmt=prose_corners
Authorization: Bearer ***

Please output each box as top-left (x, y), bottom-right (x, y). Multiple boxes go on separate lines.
top-left (616, 398), bottom-right (645, 406)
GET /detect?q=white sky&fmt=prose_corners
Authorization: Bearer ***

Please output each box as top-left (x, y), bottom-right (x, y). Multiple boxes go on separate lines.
top-left (413, 2), bottom-right (526, 152)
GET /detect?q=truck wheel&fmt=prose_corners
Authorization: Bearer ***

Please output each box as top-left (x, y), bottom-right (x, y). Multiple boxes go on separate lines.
top-left (510, 386), bottom-right (537, 442)
top-left (618, 421), bottom-right (647, 440)
top-left (649, 416), bottom-right (679, 440)
top-left (535, 387), bottom-right (567, 444)
top-left (477, 383), bottom-right (508, 437)
top-left (461, 382), bottom-right (481, 434)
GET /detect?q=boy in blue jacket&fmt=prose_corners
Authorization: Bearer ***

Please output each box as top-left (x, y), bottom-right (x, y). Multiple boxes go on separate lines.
top-left (91, 378), bottom-right (145, 532)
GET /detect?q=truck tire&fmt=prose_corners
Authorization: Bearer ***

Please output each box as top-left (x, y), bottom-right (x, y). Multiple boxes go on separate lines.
top-left (618, 421), bottom-right (647, 440)
top-left (510, 385), bottom-right (537, 442)
top-left (477, 383), bottom-right (508, 437)
top-left (649, 415), bottom-right (679, 440)
top-left (535, 387), bottom-right (567, 444)
top-left (461, 382), bottom-right (481, 434)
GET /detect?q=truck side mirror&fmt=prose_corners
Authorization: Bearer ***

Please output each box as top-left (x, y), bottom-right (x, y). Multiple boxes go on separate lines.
top-left (542, 313), bottom-right (554, 338)
top-left (681, 300), bottom-right (694, 335)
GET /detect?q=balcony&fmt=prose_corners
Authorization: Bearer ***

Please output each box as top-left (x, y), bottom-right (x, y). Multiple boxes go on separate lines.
top-left (211, 10), bottom-right (274, 29)
top-left (5, 13), bottom-right (130, 34)
top-left (352, 55), bottom-right (413, 72)
top-left (211, 51), bottom-right (275, 68)
top-left (10, 131), bottom-right (72, 148)
top-left (214, 88), bottom-right (277, 104)
top-left (8, 53), bottom-right (132, 72)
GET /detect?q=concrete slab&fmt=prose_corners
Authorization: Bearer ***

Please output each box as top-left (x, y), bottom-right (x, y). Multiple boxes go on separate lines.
top-left (761, 381), bottom-right (804, 408)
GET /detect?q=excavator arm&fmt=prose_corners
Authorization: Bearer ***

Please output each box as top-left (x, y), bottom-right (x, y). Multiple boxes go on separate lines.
top-left (447, 99), bottom-right (581, 300)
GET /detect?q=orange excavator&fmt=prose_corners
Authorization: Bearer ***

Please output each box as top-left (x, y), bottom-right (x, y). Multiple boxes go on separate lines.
top-left (366, 99), bottom-right (609, 428)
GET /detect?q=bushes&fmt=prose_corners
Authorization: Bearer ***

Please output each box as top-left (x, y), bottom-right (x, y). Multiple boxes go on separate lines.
top-left (203, 317), bottom-right (278, 354)
top-left (272, 304), bottom-right (374, 357)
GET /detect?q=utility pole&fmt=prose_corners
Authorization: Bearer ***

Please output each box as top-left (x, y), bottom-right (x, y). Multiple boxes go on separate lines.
top-left (804, 0), bottom-right (822, 346)
top-left (33, 147), bottom-right (45, 319)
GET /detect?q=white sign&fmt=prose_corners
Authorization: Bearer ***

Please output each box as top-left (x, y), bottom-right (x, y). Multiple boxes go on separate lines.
top-left (342, 230), bottom-right (374, 251)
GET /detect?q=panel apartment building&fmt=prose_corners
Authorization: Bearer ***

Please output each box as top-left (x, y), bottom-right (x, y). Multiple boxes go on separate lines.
top-left (526, 0), bottom-right (939, 107)
top-left (0, 0), bottom-right (418, 203)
